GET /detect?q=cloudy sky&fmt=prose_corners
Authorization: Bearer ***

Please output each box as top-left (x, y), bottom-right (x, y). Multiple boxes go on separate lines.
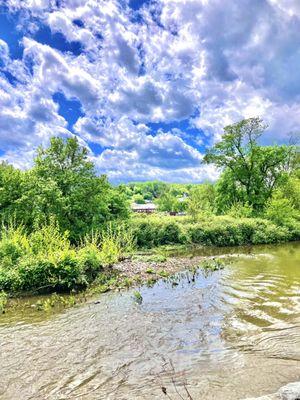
top-left (0, 0), bottom-right (299, 183)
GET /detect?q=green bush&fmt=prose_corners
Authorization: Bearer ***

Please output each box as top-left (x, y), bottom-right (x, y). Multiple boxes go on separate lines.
top-left (131, 214), bottom-right (295, 248)
top-left (187, 217), bottom-right (292, 246)
top-left (0, 222), bottom-right (134, 294)
top-left (131, 216), bottom-right (187, 248)
top-left (158, 222), bottom-right (184, 245)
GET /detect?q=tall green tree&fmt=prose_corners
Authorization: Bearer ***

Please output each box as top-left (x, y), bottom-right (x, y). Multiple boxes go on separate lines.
top-left (204, 117), bottom-right (296, 212)
top-left (32, 137), bottom-right (129, 240)
top-left (0, 137), bottom-right (129, 240)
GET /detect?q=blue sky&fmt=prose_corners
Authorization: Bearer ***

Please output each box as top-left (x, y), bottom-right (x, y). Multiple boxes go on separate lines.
top-left (0, 0), bottom-right (300, 183)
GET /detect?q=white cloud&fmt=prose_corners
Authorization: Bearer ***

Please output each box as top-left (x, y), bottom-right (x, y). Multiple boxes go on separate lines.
top-left (0, 0), bottom-right (300, 182)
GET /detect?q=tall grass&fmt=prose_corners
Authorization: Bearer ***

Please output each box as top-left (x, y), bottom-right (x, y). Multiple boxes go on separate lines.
top-left (0, 221), bottom-right (135, 294)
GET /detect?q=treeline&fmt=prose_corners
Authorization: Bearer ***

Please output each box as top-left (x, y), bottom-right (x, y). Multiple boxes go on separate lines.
top-left (126, 118), bottom-right (300, 225)
top-left (0, 118), bottom-right (299, 296)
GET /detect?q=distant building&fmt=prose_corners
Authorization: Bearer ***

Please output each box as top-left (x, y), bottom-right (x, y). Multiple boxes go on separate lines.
top-left (131, 202), bottom-right (157, 213)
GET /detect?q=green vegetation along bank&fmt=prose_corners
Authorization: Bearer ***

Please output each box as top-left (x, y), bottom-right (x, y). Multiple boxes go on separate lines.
top-left (0, 117), bottom-right (299, 300)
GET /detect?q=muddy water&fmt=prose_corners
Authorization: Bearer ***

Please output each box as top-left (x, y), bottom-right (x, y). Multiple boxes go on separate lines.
top-left (0, 243), bottom-right (299, 400)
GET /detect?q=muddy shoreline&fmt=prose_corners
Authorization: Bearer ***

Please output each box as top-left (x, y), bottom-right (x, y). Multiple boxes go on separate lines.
top-left (114, 254), bottom-right (206, 280)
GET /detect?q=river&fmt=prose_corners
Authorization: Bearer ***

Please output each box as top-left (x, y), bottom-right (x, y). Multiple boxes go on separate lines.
top-left (0, 242), bottom-right (299, 399)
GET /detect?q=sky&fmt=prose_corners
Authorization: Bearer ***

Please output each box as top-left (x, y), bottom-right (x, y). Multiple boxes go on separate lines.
top-left (0, 0), bottom-right (300, 183)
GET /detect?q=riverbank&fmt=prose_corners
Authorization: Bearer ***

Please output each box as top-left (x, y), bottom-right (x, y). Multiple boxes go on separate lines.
top-left (1, 212), bottom-right (299, 301)
top-left (2, 241), bottom-right (297, 315)
top-left (0, 242), bottom-right (299, 399)
top-left (1, 250), bottom-right (226, 314)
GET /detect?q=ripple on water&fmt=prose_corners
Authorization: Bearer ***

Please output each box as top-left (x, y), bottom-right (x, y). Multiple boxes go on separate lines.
top-left (0, 242), bottom-right (300, 400)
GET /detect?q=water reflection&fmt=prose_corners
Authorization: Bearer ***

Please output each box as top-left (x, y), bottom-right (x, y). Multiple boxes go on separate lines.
top-left (0, 242), bottom-right (299, 399)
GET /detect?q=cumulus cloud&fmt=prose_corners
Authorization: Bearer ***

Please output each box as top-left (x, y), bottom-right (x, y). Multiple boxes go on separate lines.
top-left (0, 0), bottom-right (300, 182)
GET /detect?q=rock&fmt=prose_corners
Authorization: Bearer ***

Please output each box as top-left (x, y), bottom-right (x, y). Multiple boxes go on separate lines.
top-left (242, 382), bottom-right (300, 400)
top-left (278, 382), bottom-right (300, 400)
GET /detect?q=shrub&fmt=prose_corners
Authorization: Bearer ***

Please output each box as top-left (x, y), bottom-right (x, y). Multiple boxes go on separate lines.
top-left (131, 214), bottom-right (294, 249)
top-left (0, 222), bottom-right (134, 294)
top-left (98, 223), bottom-right (136, 265)
top-left (131, 216), bottom-right (186, 248)
top-left (158, 222), bottom-right (184, 245)
top-left (227, 202), bottom-right (253, 218)
top-left (0, 224), bottom-right (30, 268)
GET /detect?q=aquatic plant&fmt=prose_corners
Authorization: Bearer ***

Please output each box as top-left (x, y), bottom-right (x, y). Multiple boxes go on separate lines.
top-left (200, 258), bottom-right (225, 272)
top-left (133, 290), bottom-right (143, 303)
top-left (158, 269), bottom-right (170, 278)
top-left (0, 291), bottom-right (7, 313)
top-left (146, 267), bottom-right (155, 274)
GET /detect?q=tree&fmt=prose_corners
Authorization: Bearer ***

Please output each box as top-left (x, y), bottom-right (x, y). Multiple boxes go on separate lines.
top-left (265, 192), bottom-right (296, 225)
top-left (204, 117), bottom-right (296, 212)
top-left (0, 162), bottom-right (24, 224)
top-left (132, 194), bottom-right (145, 204)
top-left (0, 137), bottom-right (129, 241)
top-left (187, 183), bottom-right (215, 221)
top-left (157, 191), bottom-right (180, 212)
top-left (32, 137), bottom-right (129, 240)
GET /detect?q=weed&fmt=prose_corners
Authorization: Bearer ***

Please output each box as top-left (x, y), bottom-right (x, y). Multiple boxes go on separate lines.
top-left (200, 258), bottom-right (225, 272)
top-left (158, 269), bottom-right (170, 278)
top-left (0, 291), bottom-right (7, 313)
top-left (146, 267), bottom-right (155, 274)
top-left (133, 290), bottom-right (143, 303)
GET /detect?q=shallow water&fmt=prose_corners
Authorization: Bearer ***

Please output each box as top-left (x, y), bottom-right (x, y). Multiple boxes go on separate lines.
top-left (0, 242), bottom-right (300, 399)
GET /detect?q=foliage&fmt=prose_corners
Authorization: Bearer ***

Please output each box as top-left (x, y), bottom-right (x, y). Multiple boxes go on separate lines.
top-left (158, 269), bottom-right (170, 278)
top-left (133, 290), bottom-right (143, 303)
top-left (227, 202), bottom-right (253, 218)
top-left (0, 291), bottom-right (7, 313)
top-left (131, 214), bottom-right (298, 248)
top-left (133, 254), bottom-right (167, 263)
top-left (264, 193), bottom-right (297, 225)
top-left (124, 180), bottom-right (191, 204)
top-left (204, 117), bottom-right (297, 212)
top-left (187, 183), bottom-right (215, 221)
top-left (132, 194), bottom-right (146, 204)
top-left (0, 222), bottom-right (134, 294)
top-left (157, 191), bottom-right (181, 212)
top-left (131, 216), bottom-right (186, 248)
top-left (0, 119), bottom-right (299, 298)
top-left (0, 137), bottom-right (129, 241)
top-left (200, 259), bottom-right (225, 272)
top-left (0, 163), bottom-right (24, 224)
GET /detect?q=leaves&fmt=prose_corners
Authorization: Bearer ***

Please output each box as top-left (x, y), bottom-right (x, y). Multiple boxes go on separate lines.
top-left (204, 117), bottom-right (297, 212)
top-left (0, 137), bottom-right (129, 241)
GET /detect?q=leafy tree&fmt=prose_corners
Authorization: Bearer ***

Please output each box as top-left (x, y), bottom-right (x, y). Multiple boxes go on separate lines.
top-left (16, 171), bottom-right (64, 228)
top-left (227, 201), bottom-right (253, 218)
top-left (265, 193), bottom-right (296, 225)
top-left (132, 194), bottom-right (145, 204)
top-left (204, 117), bottom-right (296, 211)
top-left (32, 137), bottom-right (129, 240)
top-left (187, 183), bottom-right (215, 221)
top-left (157, 191), bottom-right (180, 212)
top-left (0, 137), bottom-right (129, 241)
top-left (0, 162), bottom-right (23, 223)
top-left (277, 174), bottom-right (300, 211)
